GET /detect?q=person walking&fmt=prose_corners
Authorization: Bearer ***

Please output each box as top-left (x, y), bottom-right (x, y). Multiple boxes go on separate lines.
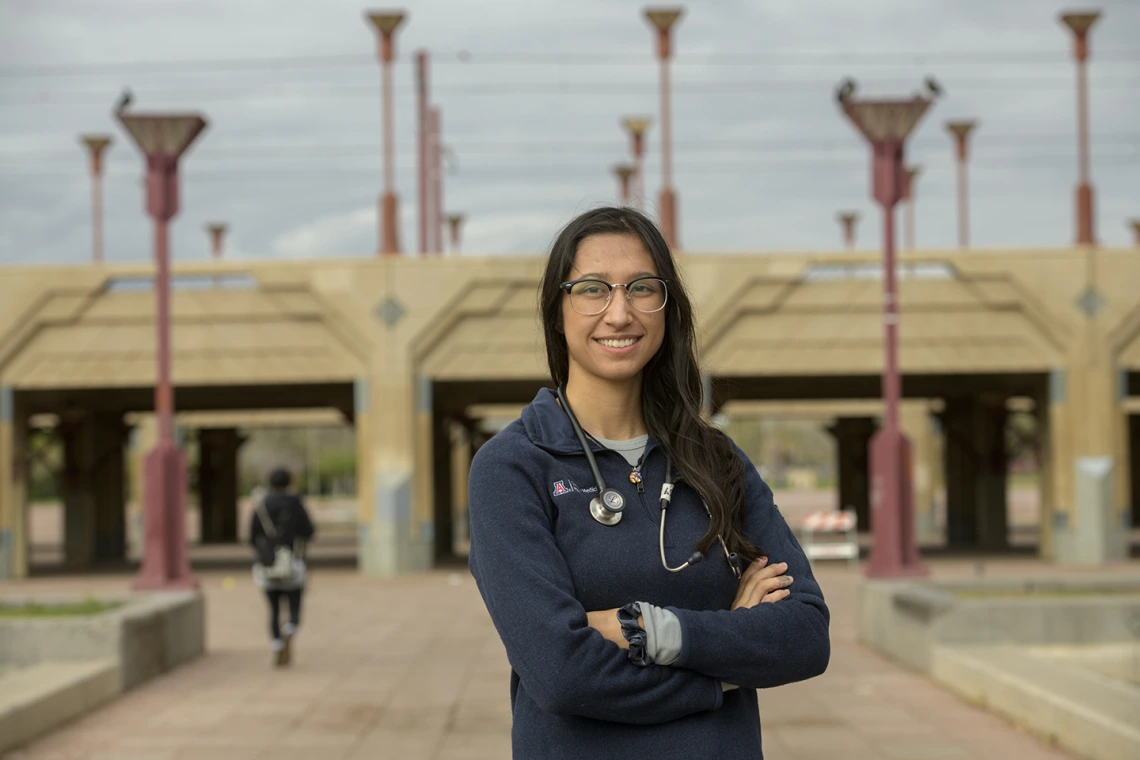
top-left (250, 467), bottom-right (316, 667)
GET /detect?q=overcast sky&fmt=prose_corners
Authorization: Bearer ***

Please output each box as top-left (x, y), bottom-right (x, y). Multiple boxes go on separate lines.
top-left (0, 0), bottom-right (1137, 265)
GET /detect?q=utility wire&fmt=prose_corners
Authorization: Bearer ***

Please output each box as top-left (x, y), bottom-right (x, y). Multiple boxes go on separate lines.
top-left (2, 49), bottom-right (1139, 77)
top-left (3, 76), bottom-right (1138, 106)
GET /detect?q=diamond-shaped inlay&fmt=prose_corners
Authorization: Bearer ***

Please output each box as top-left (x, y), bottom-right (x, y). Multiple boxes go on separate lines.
top-left (375, 296), bottom-right (406, 328)
top-left (1075, 286), bottom-right (1106, 318)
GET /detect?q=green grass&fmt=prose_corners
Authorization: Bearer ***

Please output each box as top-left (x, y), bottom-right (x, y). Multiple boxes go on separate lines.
top-left (0, 599), bottom-right (122, 618)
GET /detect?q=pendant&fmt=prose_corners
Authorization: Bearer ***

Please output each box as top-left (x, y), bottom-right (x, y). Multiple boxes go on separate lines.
top-left (629, 470), bottom-right (642, 486)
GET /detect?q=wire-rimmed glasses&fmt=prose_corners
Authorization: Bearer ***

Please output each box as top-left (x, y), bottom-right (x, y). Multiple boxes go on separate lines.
top-left (560, 276), bottom-right (669, 316)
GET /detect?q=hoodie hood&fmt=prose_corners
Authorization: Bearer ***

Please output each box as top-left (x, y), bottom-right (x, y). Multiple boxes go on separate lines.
top-left (519, 387), bottom-right (604, 456)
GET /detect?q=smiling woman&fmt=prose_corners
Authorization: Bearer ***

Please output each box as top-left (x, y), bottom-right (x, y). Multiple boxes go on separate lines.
top-left (467, 206), bottom-right (830, 759)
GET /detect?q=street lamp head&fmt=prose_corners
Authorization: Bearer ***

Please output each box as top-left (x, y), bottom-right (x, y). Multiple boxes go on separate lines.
top-left (365, 10), bottom-right (407, 62)
top-left (116, 113), bottom-right (208, 160)
top-left (366, 10), bottom-right (406, 35)
top-left (644, 7), bottom-right (683, 59)
top-left (644, 7), bottom-right (684, 31)
top-left (1060, 10), bottom-right (1100, 61)
top-left (80, 134), bottom-right (113, 173)
top-left (81, 135), bottom-right (112, 155)
top-left (1060, 10), bottom-right (1100, 35)
top-left (622, 116), bottom-right (653, 137)
top-left (946, 120), bottom-right (977, 140)
top-left (838, 78), bottom-right (935, 145)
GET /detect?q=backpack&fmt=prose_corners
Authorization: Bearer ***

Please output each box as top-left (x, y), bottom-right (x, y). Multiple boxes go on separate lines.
top-left (254, 498), bottom-right (296, 581)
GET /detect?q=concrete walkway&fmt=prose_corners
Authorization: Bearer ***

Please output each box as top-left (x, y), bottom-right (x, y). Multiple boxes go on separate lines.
top-left (1, 558), bottom-right (1098, 760)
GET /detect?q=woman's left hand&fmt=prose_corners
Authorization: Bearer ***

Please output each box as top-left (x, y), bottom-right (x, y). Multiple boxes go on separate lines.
top-left (587, 608), bottom-right (632, 649)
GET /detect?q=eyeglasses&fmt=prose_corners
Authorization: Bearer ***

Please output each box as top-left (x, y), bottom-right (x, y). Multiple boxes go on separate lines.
top-left (560, 276), bottom-right (670, 316)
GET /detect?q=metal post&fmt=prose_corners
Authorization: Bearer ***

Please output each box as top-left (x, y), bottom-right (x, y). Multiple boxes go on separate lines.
top-left (947, 122), bottom-right (976, 248)
top-left (838, 212), bottom-right (858, 250)
top-left (417, 50), bottom-right (429, 256)
top-left (614, 165), bottom-right (635, 205)
top-left (116, 110), bottom-right (207, 591)
top-left (645, 9), bottom-right (683, 248)
top-left (81, 136), bottom-right (112, 265)
top-left (430, 107), bottom-right (443, 254)
top-left (366, 12), bottom-right (407, 255)
top-left (1061, 11), bottom-right (1100, 245)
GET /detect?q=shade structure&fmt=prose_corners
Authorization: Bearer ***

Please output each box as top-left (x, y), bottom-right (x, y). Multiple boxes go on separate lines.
top-left (366, 10), bottom-right (405, 34)
top-left (843, 98), bottom-right (931, 144)
top-left (117, 114), bottom-right (207, 159)
top-left (644, 7), bottom-right (684, 31)
top-left (1060, 11), bottom-right (1100, 34)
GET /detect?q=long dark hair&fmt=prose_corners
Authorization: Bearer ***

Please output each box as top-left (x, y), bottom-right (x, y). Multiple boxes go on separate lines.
top-left (539, 206), bottom-right (763, 564)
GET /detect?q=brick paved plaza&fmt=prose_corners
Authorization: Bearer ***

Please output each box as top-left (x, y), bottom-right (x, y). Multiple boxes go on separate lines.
top-left (3, 557), bottom-right (1114, 760)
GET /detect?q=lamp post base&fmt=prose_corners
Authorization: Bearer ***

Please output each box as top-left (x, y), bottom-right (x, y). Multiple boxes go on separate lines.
top-left (380, 192), bottom-right (400, 255)
top-left (658, 187), bottom-right (678, 249)
top-left (133, 441), bottom-right (197, 591)
top-left (865, 427), bottom-right (928, 579)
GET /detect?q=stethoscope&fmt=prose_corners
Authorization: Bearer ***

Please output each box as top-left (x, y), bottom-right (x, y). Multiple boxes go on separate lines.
top-left (556, 386), bottom-right (743, 579)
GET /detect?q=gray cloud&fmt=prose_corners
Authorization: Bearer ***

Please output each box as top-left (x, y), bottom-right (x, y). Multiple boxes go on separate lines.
top-left (0, 0), bottom-right (1137, 265)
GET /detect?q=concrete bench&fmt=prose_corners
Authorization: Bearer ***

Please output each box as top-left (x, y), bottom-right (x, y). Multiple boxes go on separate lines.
top-left (0, 660), bottom-right (119, 753)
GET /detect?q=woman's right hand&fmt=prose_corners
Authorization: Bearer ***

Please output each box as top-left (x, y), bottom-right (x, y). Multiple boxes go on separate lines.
top-left (730, 557), bottom-right (793, 610)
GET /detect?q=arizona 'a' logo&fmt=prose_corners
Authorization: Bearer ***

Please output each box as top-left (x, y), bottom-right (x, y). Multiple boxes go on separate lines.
top-left (552, 480), bottom-right (569, 496)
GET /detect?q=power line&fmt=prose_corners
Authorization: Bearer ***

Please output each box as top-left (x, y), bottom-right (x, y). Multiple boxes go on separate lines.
top-left (3, 154), bottom-right (1133, 183)
top-left (1, 49), bottom-right (1138, 77)
top-left (2, 137), bottom-right (1136, 165)
top-left (3, 76), bottom-right (1138, 107)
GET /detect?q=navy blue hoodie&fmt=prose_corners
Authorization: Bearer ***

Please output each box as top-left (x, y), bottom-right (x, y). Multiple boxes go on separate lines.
top-left (468, 388), bottom-right (830, 759)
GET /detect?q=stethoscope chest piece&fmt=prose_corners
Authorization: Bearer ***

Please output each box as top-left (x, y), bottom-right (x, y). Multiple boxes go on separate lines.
top-left (590, 489), bottom-right (625, 525)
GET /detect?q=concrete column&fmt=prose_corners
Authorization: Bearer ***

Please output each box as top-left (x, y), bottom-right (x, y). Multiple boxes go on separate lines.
top-left (0, 385), bottom-right (29, 579)
top-left (431, 411), bottom-right (454, 562)
top-left (901, 402), bottom-right (938, 542)
top-left (1035, 388), bottom-right (1056, 560)
top-left (197, 428), bottom-right (243, 543)
top-left (977, 395), bottom-right (1010, 551)
top-left (1129, 415), bottom-right (1140, 531)
top-left (356, 374), bottom-right (433, 577)
top-left (940, 396), bottom-right (1007, 549)
top-left (1049, 365), bottom-right (1130, 563)
top-left (60, 411), bottom-right (127, 569)
top-left (450, 419), bottom-right (472, 551)
top-left (827, 417), bottom-right (875, 531)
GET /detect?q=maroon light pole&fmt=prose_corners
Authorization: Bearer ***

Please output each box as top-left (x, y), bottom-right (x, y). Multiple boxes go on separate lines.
top-left (116, 110), bottom-right (208, 590)
top-left (838, 211), bottom-right (859, 250)
top-left (365, 10), bottom-right (407, 255)
top-left (430, 107), bottom-right (443, 254)
top-left (613, 164), bottom-right (635, 205)
top-left (80, 135), bottom-right (112, 264)
top-left (837, 78), bottom-right (937, 578)
top-left (416, 50), bottom-right (431, 256)
top-left (902, 165), bottom-right (920, 252)
top-left (1060, 11), bottom-right (1100, 245)
top-left (1130, 219), bottom-right (1140, 247)
top-left (644, 8), bottom-right (683, 248)
top-left (205, 222), bottom-right (227, 261)
top-left (622, 117), bottom-right (651, 211)
top-left (447, 213), bottom-right (465, 255)
top-left (946, 120), bottom-right (977, 248)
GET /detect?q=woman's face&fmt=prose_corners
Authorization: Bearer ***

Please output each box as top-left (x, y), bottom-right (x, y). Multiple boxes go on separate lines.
top-left (562, 232), bottom-right (666, 387)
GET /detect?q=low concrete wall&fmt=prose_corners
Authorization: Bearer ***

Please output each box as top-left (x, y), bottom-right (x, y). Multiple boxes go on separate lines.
top-left (0, 591), bottom-right (204, 691)
top-left (0, 591), bottom-right (204, 753)
top-left (858, 576), bottom-right (1140, 760)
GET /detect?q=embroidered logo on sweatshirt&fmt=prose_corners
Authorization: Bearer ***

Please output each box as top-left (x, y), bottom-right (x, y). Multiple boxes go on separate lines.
top-left (551, 479), bottom-right (597, 497)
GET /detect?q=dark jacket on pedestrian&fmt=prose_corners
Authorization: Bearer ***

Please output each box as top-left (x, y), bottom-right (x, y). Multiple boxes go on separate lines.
top-left (250, 492), bottom-right (316, 564)
top-left (468, 388), bottom-right (830, 759)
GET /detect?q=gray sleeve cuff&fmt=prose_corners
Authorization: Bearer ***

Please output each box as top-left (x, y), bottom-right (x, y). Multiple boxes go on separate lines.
top-left (639, 602), bottom-right (683, 666)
